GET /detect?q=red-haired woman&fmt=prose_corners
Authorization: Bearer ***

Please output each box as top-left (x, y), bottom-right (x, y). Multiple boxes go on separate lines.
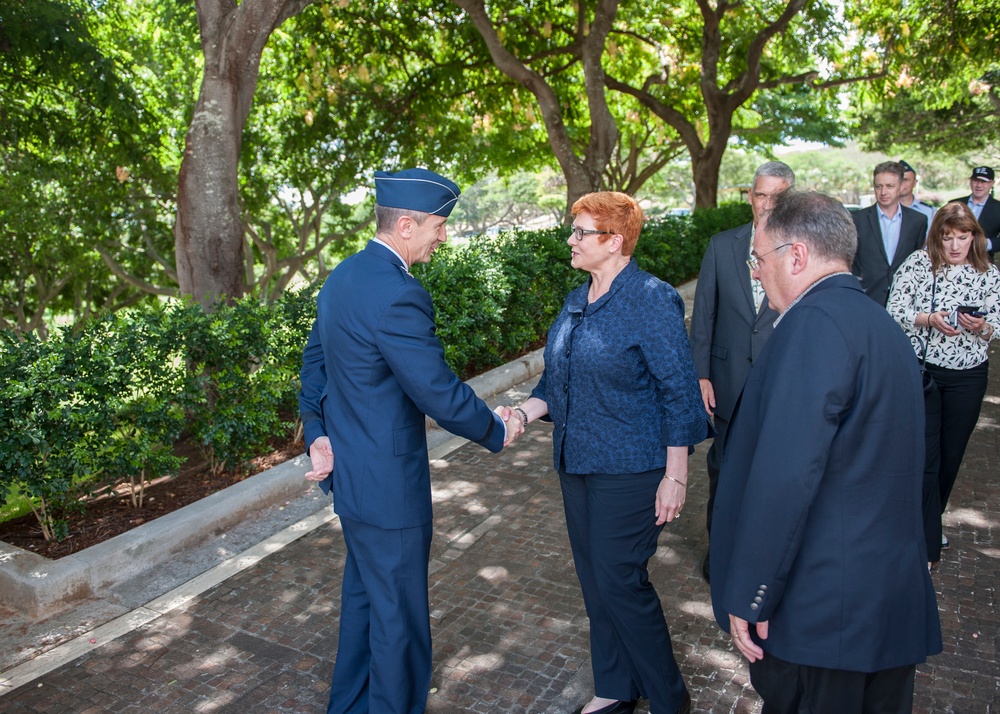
top-left (505, 192), bottom-right (708, 714)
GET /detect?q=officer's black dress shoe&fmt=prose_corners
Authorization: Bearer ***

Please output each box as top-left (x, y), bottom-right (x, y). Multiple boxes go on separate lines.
top-left (570, 700), bottom-right (638, 714)
top-left (701, 552), bottom-right (711, 584)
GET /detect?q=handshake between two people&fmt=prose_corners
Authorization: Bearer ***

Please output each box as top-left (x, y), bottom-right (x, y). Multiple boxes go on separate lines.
top-left (305, 401), bottom-right (537, 483)
top-left (494, 404), bottom-right (529, 447)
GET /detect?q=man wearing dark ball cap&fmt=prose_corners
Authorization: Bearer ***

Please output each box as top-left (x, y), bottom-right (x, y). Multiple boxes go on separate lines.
top-left (299, 168), bottom-right (520, 713)
top-left (950, 166), bottom-right (1000, 261)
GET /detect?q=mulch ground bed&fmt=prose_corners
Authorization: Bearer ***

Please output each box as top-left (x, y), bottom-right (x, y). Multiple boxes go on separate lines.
top-left (0, 436), bottom-right (302, 561)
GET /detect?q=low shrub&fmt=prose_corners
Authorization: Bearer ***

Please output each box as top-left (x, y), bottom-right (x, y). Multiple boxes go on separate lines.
top-left (0, 291), bottom-right (319, 540)
top-left (0, 326), bottom-right (123, 540)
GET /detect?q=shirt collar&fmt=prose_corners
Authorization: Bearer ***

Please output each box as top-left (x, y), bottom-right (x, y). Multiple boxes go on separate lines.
top-left (773, 271), bottom-right (853, 327)
top-left (876, 204), bottom-right (901, 222)
top-left (568, 258), bottom-right (639, 313)
top-left (372, 237), bottom-right (408, 270)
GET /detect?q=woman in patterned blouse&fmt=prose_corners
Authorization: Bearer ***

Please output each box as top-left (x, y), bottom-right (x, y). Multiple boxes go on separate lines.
top-left (504, 192), bottom-right (708, 714)
top-left (887, 202), bottom-right (1000, 567)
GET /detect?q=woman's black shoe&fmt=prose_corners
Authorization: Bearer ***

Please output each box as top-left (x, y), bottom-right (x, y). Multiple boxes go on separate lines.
top-left (571, 700), bottom-right (638, 714)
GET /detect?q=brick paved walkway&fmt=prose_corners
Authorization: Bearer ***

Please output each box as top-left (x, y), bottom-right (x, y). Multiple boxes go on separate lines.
top-left (2, 348), bottom-right (999, 712)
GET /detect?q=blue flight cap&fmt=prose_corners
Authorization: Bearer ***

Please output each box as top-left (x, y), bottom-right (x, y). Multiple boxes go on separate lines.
top-left (374, 168), bottom-right (461, 217)
top-left (898, 160), bottom-right (915, 174)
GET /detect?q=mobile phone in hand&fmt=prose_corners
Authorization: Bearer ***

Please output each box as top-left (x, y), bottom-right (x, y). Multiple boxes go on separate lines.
top-left (956, 305), bottom-right (986, 318)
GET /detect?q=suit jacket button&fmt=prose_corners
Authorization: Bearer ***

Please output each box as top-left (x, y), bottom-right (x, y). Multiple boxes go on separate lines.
top-left (750, 603), bottom-right (759, 611)
top-left (754, 596), bottom-right (763, 604)
top-left (759, 584), bottom-right (768, 590)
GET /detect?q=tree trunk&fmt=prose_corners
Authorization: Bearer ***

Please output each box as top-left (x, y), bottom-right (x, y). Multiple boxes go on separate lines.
top-left (175, 0), bottom-right (313, 308)
top-left (690, 96), bottom-right (736, 209)
top-left (175, 77), bottom-right (245, 307)
top-left (691, 141), bottom-right (726, 209)
top-left (563, 169), bottom-right (604, 223)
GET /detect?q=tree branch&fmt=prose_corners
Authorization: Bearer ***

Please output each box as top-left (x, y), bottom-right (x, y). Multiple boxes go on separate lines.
top-left (95, 244), bottom-right (177, 296)
top-left (755, 70), bottom-right (820, 90)
top-left (809, 69), bottom-right (889, 91)
top-left (450, 0), bottom-right (588, 190)
top-left (727, 0), bottom-right (809, 103)
top-left (142, 233), bottom-right (178, 283)
top-left (605, 74), bottom-right (704, 156)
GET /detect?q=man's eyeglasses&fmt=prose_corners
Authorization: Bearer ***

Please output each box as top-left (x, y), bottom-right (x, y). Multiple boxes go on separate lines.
top-left (746, 243), bottom-right (792, 271)
top-left (570, 225), bottom-right (615, 241)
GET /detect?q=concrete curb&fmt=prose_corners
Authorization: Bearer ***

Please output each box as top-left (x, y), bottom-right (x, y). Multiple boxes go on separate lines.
top-left (0, 346), bottom-right (548, 619)
top-left (0, 455), bottom-right (315, 618)
top-left (465, 346), bottom-right (546, 401)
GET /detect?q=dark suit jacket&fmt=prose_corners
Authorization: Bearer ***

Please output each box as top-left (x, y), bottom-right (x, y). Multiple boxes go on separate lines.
top-left (299, 240), bottom-right (505, 530)
top-left (690, 223), bottom-right (778, 424)
top-left (851, 204), bottom-right (928, 306)
top-left (710, 274), bottom-right (941, 672)
top-left (949, 194), bottom-right (1000, 247)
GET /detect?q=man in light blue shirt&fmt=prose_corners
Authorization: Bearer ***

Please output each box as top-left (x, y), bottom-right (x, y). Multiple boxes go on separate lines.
top-left (899, 160), bottom-right (936, 235)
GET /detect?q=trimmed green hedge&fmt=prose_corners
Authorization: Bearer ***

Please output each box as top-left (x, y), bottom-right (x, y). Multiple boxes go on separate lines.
top-left (0, 294), bottom-right (315, 540)
top-left (0, 203), bottom-right (750, 539)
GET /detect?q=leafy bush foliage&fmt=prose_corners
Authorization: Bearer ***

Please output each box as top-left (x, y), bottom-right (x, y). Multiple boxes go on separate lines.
top-left (0, 204), bottom-right (748, 539)
top-left (0, 290), bottom-right (319, 541)
top-left (415, 226), bottom-right (582, 377)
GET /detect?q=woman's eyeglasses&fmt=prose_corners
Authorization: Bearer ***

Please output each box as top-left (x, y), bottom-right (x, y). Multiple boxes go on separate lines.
top-left (570, 226), bottom-right (615, 241)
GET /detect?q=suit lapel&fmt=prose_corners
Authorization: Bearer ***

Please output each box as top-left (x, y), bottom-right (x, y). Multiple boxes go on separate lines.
top-left (756, 295), bottom-right (774, 322)
top-left (891, 208), bottom-right (922, 272)
top-left (983, 197), bottom-right (1000, 229)
top-left (731, 224), bottom-right (756, 314)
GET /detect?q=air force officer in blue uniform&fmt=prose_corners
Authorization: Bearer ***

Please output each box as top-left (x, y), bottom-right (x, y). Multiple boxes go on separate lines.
top-left (299, 169), bottom-right (512, 714)
top-left (710, 191), bottom-right (941, 713)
